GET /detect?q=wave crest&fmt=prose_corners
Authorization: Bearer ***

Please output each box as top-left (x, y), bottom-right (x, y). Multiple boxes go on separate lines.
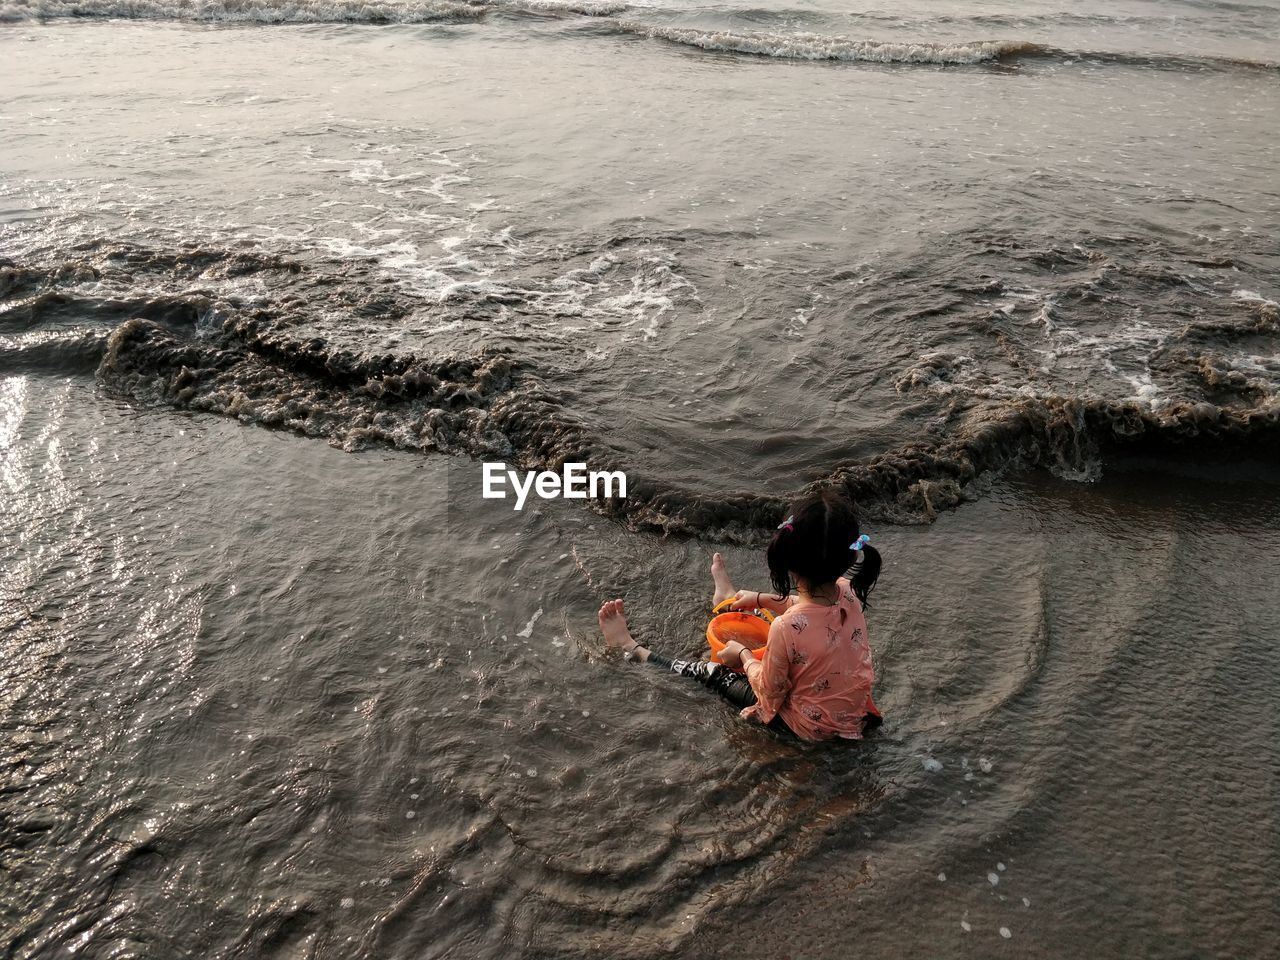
top-left (5, 0), bottom-right (1276, 74)
top-left (0, 0), bottom-right (483, 24)
top-left (497, 0), bottom-right (625, 15)
top-left (615, 23), bottom-right (1044, 64)
top-left (8, 243), bottom-right (1279, 539)
top-left (92, 309), bottom-right (1279, 536)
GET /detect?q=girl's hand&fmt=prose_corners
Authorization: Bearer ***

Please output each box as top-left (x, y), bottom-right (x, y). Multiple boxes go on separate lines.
top-left (719, 641), bottom-right (747, 669)
top-left (728, 590), bottom-right (761, 612)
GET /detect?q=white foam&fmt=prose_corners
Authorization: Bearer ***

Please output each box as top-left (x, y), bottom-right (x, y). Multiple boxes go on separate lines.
top-left (1127, 372), bottom-right (1160, 402)
top-left (516, 607), bottom-right (543, 638)
top-left (1, 0), bottom-right (482, 22)
top-left (280, 144), bottom-right (697, 341)
top-left (496, 0), bottom-right (626, 14)
top-left (618, 23), bottom-right (1043, 64)
top-left (1232, 288), bottom-right (1279, 309)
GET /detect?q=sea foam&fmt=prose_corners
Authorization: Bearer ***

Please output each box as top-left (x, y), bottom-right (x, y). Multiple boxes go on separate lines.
top-left (614, 23), bottom-right (1044, 64)
top-left (0, 0), bottom-right (483, 22)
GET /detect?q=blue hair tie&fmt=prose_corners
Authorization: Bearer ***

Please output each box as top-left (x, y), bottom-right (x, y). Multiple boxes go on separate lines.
top-left (777, 515), bottom-right (794, 532)
top-left (850, 534), bottom-right (870, 552)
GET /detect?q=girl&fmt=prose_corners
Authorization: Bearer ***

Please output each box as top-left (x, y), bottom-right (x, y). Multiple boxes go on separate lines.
top-left (598, 488), bottom-right (882, 741)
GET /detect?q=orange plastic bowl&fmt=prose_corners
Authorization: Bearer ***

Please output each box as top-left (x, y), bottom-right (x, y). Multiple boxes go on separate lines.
top-left (706, 611), bottom-right (771, 670)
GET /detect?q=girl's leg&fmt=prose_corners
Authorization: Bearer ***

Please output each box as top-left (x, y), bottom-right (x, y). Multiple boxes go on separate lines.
top-left (598, 599), bottom-right (755, 708)
top-left (645, 652), bottom-right (757, 709)
top-left (598, 599), bottom-right (651, 662)
top-left (710, 552), bottom-right (735, 607)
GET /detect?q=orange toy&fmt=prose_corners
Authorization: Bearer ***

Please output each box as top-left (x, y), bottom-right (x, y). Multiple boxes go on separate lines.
top-left (706, 598), bottom-right (774, 671)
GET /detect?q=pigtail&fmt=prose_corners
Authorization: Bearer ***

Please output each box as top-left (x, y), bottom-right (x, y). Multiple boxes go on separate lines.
top-left (766, 528), bottom-right (793, 602)
top-left (849, 543), bottom-right (882, 609)
top-left (768, 489), bottom-right (884, 608)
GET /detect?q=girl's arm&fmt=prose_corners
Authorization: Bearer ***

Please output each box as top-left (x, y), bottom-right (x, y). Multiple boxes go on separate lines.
top-left (729, 590), bottom-right (795, 614)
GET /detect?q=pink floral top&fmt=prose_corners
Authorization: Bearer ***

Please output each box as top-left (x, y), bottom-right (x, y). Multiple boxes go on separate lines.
top-left (742, 577), bottom-right (875, 741)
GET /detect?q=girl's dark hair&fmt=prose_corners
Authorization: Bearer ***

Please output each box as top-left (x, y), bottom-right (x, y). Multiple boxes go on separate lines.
top-left (768, 488), bottom-right (882, 608)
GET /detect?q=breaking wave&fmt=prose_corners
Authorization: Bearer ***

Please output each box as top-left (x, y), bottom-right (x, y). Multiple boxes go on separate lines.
top-left (4, 242), bottom-right (1278, 541)
top-left (4, 0), bottom-right (1277, 73)
top-left (0, 0), bottom-right (632, 21)
top-left (614, 24), bottom-right (1044, 64)
top-left (615, 23), bottom-right (1280, 71)
top-left (496, 0), bottom-right (624, 15)
top-left (90, 309), bottom-right (1280, 536)
top-left (0, 0), bottom-right (483, 22)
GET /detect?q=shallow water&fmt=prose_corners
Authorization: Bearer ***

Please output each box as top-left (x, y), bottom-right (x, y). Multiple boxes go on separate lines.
top-left (3, 1), bottom-right (1279, 956)
top-left (6, 377), bottom-right (1278, 958)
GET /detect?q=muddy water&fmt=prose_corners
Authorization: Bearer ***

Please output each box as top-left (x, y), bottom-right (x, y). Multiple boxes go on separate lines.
top-left (698, 459), bottom-right (1280, 958)
top-left (4, 1), bottom-right (1280, 956)
top-left (5, 375), bottom-right (1278, 958)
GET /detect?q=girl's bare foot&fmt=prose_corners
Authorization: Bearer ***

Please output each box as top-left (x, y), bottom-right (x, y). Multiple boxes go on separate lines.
top-left (598, 599), bottom-right (650, 662)
top-left (711, 552), bottom-right (736, 606)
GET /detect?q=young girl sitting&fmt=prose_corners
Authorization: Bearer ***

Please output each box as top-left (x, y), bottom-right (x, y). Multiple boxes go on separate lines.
top-left (598, 488), bottom-right (882, 741)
